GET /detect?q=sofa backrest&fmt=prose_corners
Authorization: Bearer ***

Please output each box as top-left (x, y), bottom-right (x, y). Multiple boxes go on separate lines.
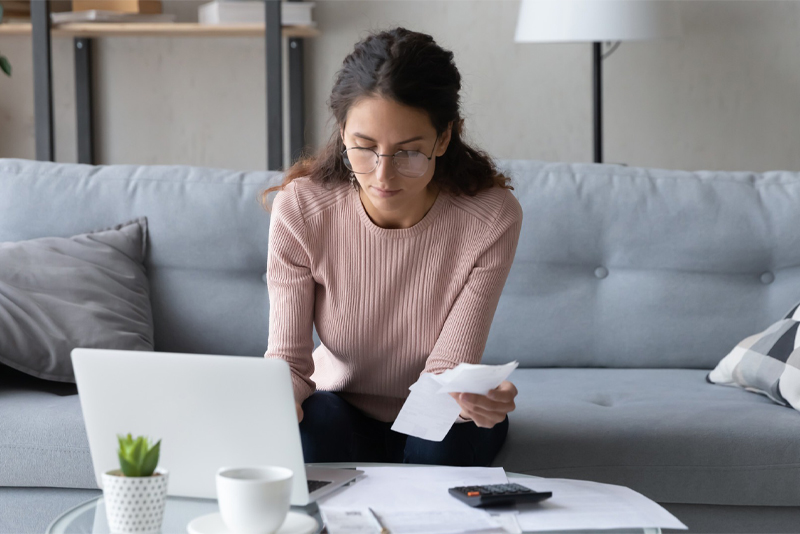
top-left (2, 158), bottom-right (799, 369)
top-left (0, 158), bottom-right (281, 358)
top-left (485, 160), bottom-right (800, 369)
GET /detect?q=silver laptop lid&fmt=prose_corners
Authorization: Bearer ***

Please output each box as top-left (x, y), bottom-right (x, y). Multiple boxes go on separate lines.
top-left (71, 349), bottom-right (310, 505)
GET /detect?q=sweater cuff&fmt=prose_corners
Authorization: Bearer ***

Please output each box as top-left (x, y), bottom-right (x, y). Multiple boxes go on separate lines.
top-left (290, 373), bottom-right (315, 406)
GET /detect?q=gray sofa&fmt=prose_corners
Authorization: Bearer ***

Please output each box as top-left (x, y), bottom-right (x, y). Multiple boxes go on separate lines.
top-left (1, 157), bottom-right (799, 533)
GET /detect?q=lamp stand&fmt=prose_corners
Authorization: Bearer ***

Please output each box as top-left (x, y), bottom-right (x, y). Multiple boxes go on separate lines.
top-left (592, 42), bottom-right (603, 164)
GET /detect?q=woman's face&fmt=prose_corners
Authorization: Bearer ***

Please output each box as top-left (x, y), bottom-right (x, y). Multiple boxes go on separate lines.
top-left (340, 95), bottom-right (451, 228)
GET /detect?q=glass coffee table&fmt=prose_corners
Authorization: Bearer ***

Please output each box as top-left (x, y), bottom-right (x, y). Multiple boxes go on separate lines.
top-left (47, 463), bottom-right (661, 534)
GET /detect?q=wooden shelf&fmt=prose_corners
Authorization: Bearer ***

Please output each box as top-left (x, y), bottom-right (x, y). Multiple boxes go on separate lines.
top-left (0, 22), bottom-right (320, 38)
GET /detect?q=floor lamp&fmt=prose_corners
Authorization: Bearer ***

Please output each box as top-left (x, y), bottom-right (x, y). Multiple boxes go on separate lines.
top-left (514, 0), bottom-right (682, 163)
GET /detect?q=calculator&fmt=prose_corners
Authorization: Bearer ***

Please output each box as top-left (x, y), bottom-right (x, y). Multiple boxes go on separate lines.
top-left (448, 483), bottom-right (552, 508)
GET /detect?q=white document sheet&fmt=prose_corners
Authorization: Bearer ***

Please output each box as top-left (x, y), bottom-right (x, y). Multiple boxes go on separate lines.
top-left (364, 510), bottom-right (509, 534)
top-left (319, 509), bottom-right (517, 534)
top-left (431, 361), bottom-right (519, 394)
top-left (318, 465), bottom-right (508, 511)
top-left (317, 466), bottom-right (512, 534)
top-left (391, 361), bottom-right (519, 441)
top-left (390, 373), bottom-right (462, 441)
top-left (499, 476), bottom-right (688, 531)
top-left (318, 508), bottom-right (381, 534)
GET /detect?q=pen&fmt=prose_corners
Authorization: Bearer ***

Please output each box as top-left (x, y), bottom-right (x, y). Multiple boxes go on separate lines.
top-left (368, 507), bottom-right (390, 534)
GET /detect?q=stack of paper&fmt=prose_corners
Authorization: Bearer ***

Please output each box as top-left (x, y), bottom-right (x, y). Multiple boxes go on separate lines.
top-left (198, 1), bottom-right (315, 26)
top-left (317, 466), bottom-right (687, 534)
top-left (318, 466), bottom-right (510, 534)
top-left (504, 476), bottom-right (688, 532)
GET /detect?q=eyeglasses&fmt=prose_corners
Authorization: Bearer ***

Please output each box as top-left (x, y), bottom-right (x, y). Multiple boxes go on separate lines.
top-left (341, 138), bottom-right (438, 178)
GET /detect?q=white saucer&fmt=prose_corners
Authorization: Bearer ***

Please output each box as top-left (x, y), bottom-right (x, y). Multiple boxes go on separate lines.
top-left (187, 511), bottom-right (318, 534)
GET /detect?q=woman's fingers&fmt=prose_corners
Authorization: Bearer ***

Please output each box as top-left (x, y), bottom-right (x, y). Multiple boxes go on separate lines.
top-left (459, 392), bottom-right (515, 414)
top-left (449, 380), bottom-right (519, 428)
top-left (462, 402), bottom-right (505, 422)
top-left (464, 406), bottom-right (506, 427)
top-left (487, 381), bottom-right (518, 403)
top-left (462, 406), bottom-right (502, 428)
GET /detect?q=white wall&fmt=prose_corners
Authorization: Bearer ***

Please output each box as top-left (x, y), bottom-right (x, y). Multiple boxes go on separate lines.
top-left (0, 0), bottom-right (798, 172)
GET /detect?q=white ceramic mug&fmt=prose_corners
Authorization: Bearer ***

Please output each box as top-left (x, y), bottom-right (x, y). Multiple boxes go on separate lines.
top-left (216, 466), bottom-right (293, 534)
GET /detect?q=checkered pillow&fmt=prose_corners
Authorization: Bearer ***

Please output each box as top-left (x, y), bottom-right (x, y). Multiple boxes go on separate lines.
top-left (708, 301), bottom-right (800, 410)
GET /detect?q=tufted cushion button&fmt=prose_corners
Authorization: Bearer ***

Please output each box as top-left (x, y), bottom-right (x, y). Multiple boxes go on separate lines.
top-left (594, 266), bottom-right (609, 279)
top-left (760, 272), bottom-right (775, 284)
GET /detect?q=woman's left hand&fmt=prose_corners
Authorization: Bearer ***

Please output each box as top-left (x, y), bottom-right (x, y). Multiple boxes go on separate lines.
top-left (449, 380), bottom-right (518, 428)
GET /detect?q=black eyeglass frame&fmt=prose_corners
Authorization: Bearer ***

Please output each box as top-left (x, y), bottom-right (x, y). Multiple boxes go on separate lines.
top-left (341, 137), bottom-right (439, 178)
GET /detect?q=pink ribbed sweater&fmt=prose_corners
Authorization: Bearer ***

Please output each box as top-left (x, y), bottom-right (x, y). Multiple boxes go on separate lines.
top-left (264, 177), bottom-right (523, 422)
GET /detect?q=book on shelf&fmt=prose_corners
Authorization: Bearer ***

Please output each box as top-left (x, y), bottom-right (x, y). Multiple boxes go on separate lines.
top-left (0, 0), bottom-right (71, 18)
top-left (71, 0), bottom-right (163, 14)
top-left (198, 1), bottom-right (315, 27)
top-left (50, 10), bottom-right (176, 24)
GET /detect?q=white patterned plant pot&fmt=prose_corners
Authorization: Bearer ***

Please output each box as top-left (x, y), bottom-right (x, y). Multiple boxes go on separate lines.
top-left (101, 468), bottom-right (169, 534)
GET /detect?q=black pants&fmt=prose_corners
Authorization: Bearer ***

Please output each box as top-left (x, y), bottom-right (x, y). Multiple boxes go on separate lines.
top-left (299, 391), bottom-right (509, 466)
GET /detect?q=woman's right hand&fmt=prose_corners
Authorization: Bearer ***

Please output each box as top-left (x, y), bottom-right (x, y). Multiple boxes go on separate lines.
top-left (295, 402), bottom-right (304, 423)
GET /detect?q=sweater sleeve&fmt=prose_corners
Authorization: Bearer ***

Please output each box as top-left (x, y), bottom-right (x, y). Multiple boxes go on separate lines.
top-left (263, 183), bottom-right (317, 405)
top-left (422, 190), bottom-right (523, 378)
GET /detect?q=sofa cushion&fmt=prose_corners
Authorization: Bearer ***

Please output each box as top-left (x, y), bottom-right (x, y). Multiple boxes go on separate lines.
top-left (493, 368), bottom-right (800, 507)
top-left (6, 364), bottom-right (798, 509)
top-left (0, 367), bottom-right (96, 489)
top-left (0, 218), bottom-right (153, 383)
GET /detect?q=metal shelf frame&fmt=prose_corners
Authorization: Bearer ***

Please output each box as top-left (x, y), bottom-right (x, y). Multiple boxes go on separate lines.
top-left (30, 0), bottom-right (309, 170)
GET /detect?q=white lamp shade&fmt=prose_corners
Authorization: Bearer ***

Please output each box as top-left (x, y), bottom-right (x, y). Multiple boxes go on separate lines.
top-left (515, 0), bottom-right (683, 43)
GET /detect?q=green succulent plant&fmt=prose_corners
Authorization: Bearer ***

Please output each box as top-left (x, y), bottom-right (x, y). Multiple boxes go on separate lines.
top-left (0, 5), bottom-right (11, 77)
top-left (117, 434), bottom-right (161, 477)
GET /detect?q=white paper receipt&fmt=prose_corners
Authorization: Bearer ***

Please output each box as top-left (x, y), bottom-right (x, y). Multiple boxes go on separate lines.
top-left (391, 361), bottom-right (519, 441)
top-left (319, 508), bottom-right (382, 534)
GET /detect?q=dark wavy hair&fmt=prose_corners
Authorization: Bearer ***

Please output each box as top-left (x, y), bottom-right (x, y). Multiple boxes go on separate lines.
top-left (261, 27), bottom-right (513, 211)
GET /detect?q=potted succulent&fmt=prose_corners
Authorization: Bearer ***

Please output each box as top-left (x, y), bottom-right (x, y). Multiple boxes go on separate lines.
top-left (101, 434), bottom-right (169, 534)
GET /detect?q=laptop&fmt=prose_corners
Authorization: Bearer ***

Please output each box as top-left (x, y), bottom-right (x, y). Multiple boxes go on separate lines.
top-left (71, 348), bottom-right (363, 506)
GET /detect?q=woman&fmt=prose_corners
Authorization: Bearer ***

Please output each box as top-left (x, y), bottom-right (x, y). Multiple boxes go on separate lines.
top-left (262, 27), bottom-right (523, 466)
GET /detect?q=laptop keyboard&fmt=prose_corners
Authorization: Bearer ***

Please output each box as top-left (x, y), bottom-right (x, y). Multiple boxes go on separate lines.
top-left (307, 479), bottom-right (332, 493)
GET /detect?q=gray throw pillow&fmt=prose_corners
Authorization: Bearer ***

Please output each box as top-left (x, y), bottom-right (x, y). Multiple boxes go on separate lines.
top-left (0, 218), bottom-right (154, 383)
top-left (708, 300), bottom-right (800, 411)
